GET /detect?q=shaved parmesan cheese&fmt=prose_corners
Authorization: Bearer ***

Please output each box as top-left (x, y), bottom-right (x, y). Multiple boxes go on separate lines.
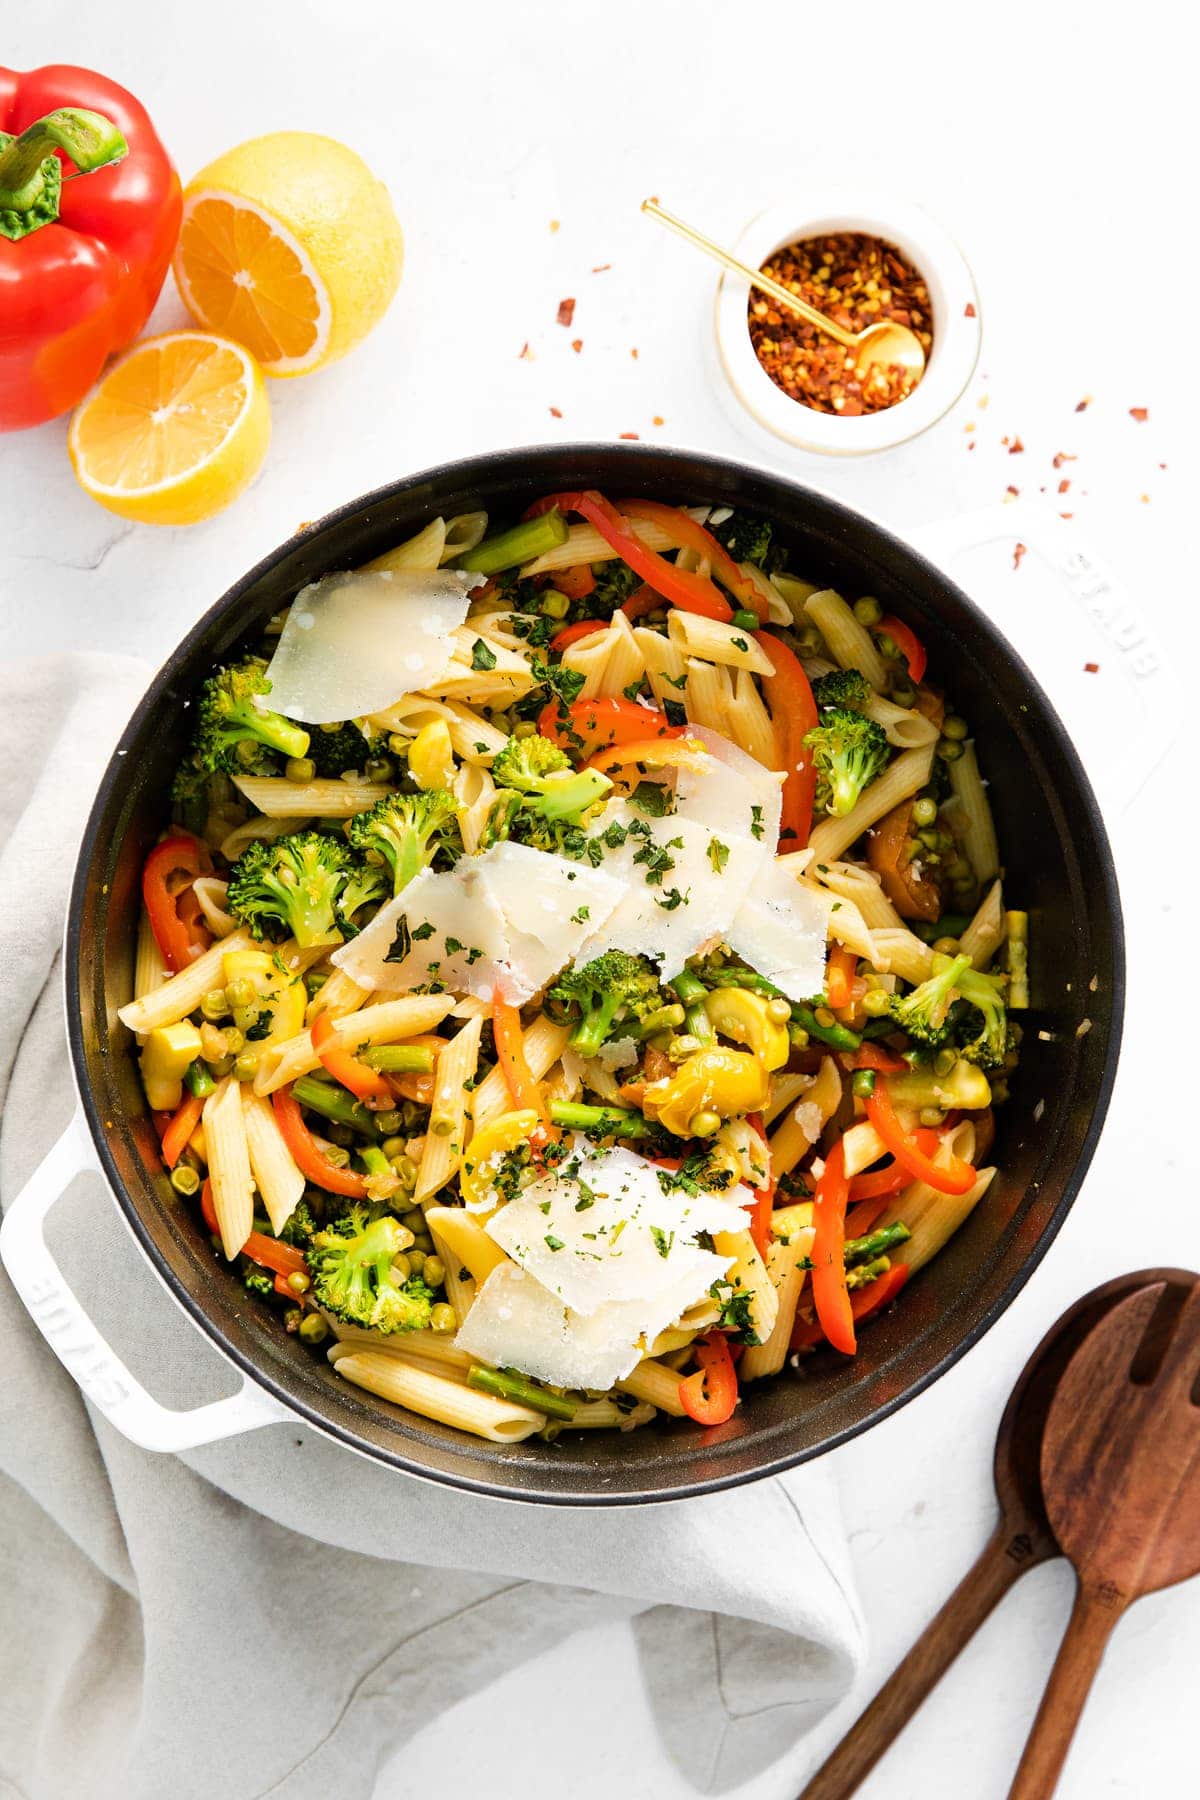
top-left (455, 1263), bottom-right (657, 1391)
top-left (486, 1139), bottom-right (745, 1318)
top-left (674, 726), bottom-right (783, 847)
top-left (576, 803), bottom-right (767, 980)
top-left (726, 859), bottom-right (832, 1002)
top-left (264, 567), bottom-right (484, 723)
top-left (332, 842), bottom-right (626, 1002)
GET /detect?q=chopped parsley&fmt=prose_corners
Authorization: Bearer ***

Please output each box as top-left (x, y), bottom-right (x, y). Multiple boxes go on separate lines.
top-left (707, 838), bottom-right (730, 874)
top-left (710, 1282), bottom-right (760, 1343)
top-left (631, 780), bottom-right (670, 817)
top-left (570, 905), bottom-right (590, 924)
top-left (544, 1235), bottom-right (565, 1252)
top-left (655, 886), bottom-right (688, 910)
top-left (470, 638), bottom-right (498, 672)
top-left (663, 698), bottom-right (687, 728)
top-left (750, 804), bottom-right (764, 840)
top-left (575, 1179), bottom-right (595, 1211)
top-left (412, 921), bottom-right (436, 941)
top-left (444, 936), bottom-right (464, 955)
top-left (650, 1226), bottom-right (674, 1260)
top-left (384, 915), bottom-right (412, 963)
top-left (731, 635), bottom-right (749, 652)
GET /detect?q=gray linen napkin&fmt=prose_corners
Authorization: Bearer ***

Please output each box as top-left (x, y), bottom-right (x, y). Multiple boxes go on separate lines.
top-left (0, 655), bottom-right (864, 1800)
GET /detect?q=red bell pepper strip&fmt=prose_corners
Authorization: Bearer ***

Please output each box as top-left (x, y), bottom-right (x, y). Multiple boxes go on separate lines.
top-left (756, 631), bottom-right (819, 849)
top-left (554, 563), bottom-right (596, 600)
top-left (525, 490), bottom-right (737, 622)
top-left (271, 1086), bottom-right (368, 1199)
top-left (310, 1012), bottom-right (393, 1106)
top-left (0, 66), bottom-right (181, 431)
top-left (618, 499), bottom-right (767, 620)
top-left (852, 1044), bottom-right (909, 1075)
top-left (826, 945), bottom-right (858, 1011)
top-left (866, 1082), bottom-right (978, 1196)
top-left (160, 1092), bottom-right (203, 1170)
top-left (810, 1139), bottom-right (856, 1354)
top-left (142, 835), bottom-right (212, 972)
top-left (843, 1195), bottom-right (891, 1237)
top-left (791, 1264), bottom-right (910, 1350)
top-left (847, 1163), bottom-right (907, 1205)
top-left (548, 619), bottom-right (607, 654)
top-left (620, 582), bottom-right (663, 624)
top-left (492, 991), bottom-right (554, 1144)
top-left (538, 694), bottom-right (684, 759)
top-left (678, 1331), bottom-right (739, 1425)
top-left (877, 614), bottom-right (927, 683)
top-left (200, 1178), bottom-right (307, 1279)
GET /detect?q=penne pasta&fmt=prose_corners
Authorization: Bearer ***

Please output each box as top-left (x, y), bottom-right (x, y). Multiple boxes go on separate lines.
top-left (232, 776), bottom-right (391, 819)
top-left (453, 761), bottom-right (498, 855)
top-left (253, 995), bottom-right (455, 1095)
top-left (367, 696), bottom-right (508, 764)
top-left (219, 811), bottom-right (311, 864)
top-left (667, 610), bottom-right (777, 674)
top-left (711, 1228), bottom-right (778, 1344)
top-left (769, 1056), bottom-right (843, 1175)
top-left (118, 928), bottom-right (257, 1034)
top-left (241, 1086), bottom-right (305, 1236)
top-left (861, 692), bottom-right (940, 747)
top-left (869, 927), bottom-right (936, 985)
top-left (133, 907), bottom-right (166, 1008)
top-left (304, 967), bottom-right (370, 1024)
top-left (441, 511), bottom-right (488, 563)
top-left (961, 877), bottom-right (1005, 969)
top-left (191, 876), bottom-right (237, 938)
top-left (361, 515), bottom-right (448, 573)
top-left (471, 1018), bottom-right (570, 1128)
top-left (950, 740), bottom-right (1001, 885)
top-left (615, 1357), bottom-right (688, 1417)
top-left (808, 744), bottom-right (935, 863)
top-left (331, 1350), bottom-right (543, 1441)
top-left (684, 657), bottom-right (735, 735)
top-left (741, 1237), bottom-right (809, 1380)
top-left (522, 510), bottom-right (701, 576)
top-left (633, 625), bottom-right (689, 707)
top-left (202, 1079), bottom-right (254, 1261)
top-left (413, 1014), bottom-right (483, 1201)
top-left (804, 589), bottom-right (890, 691)
top-left (423, 1205), bottom-right (508, 1286)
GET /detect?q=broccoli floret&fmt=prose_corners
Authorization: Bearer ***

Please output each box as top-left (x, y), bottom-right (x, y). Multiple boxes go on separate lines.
top-left (169, 755), bottom-right (215, 836)
top-left (192, 658), bottom-right (310, 775)
top-left (710, 510), bottom-right (784, 573)
top-left (589, 559), bottom-right (642, 612)
top-left (492, 733), bottom-right (612, 820)
top-left (306, 1208), bottom-right (434, 1333)
top-left (803, 707), bottom-right (890, 818)
top-left (277, 1199), bottom-right (319, 1247)
top-left (549, 950), bottom-right (665, 1058)
top-left (239, 1259), bottom-right (276, 1299)
top-left (309, 721), bottom-right (370, 777)
top-left (227, 831), bottom-right (359, 947)
top-left (811, 667), bottom-right (871, 712)
top-left (337, 859), bottom-right (390, 935)
top-left (347, 790), bottom-right (460, 896)
top-left (889, 952), bottom-right (1010, 1069)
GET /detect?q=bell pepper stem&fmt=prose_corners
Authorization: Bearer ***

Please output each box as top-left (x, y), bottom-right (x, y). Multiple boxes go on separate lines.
top-left (0, 109), bottom-right (128, 238)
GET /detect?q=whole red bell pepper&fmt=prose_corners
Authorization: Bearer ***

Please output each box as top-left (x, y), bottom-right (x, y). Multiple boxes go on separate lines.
top-left (0, 65), bottom-right (180, 431)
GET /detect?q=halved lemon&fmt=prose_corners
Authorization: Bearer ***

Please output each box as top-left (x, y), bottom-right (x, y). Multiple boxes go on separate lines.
top-left (173, 132), bottom-right (404, 378)
top-left (68, 332), bottom-right (270, 526)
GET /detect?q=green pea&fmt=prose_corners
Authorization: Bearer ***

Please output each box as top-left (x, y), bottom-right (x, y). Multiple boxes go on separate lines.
top-left (932, 936), bottom-right (961, 956)
top-left (406, 1250), bottom-right (426, 1277)
top-left (853, 595), bottom-right (883, 626)
top-left (390, 1155), bottom-right (417, 1185)
top-left (170, 1165), bottom-right (200, 1196)
top-left (430, 1303), bottom-right (457, 1334)
top-left (225, 976), bottom-right (256, 1009)
top-left (364, 756), bottom-right (394, 784)
top-left (513, 719), bottom-right (537, 738)
top-left (299, 1313), bottom-right (329, 1345)
top-left (374, 1110), bottom-right (402, 1136)
top-left (690, 1109), bottom-right (722, 1137)
top-left (287, 1270), bottom-right (310, 1294)
top-left (947, 856), bottom-right (972, 882)
top-left (892, 683), bottom-right (916, 707)
top-left (412, 1233), bottom-right (435, 1255)
top-left (919, 1106), bottom-right (946, 1127)
top-left (937, 737), bottom-right (965, 762)
top-left (402, 1209), bottom-right (425, 1236)
top-left (381, 1135), bottom-right (407, 1159)
top-left (851, 1069), bottom-right (876, 1098)
top-left (286, 757), bottom-right (316, 784)
top-left (201, 988), bottom-right (229, 1022)
top-left (933, 1048), bottom-right (958, 1076)
top-left (222, 1027), bottom-right (245, 1056)
top-left (284, 1308), bottom-right (302, 1334)
top-left (942, 714), bottom-right (969, 741)
top-left (876, 632), bottom-right (898, 659)
top-left (326, 1123), bottom-right (354, 1148)
top-left (391, 1253), bottom-right (412, 1282)
top-left (912, 796), bottom-right (938, 827)
top-left (731, 608), bottom-right (761, 631)
top-left (861, 988), bottom-right (891, 1018)
top-left (233, 1051), bottom-right (259, 1083)
top-left (423, 1256), bottom-right (446, 1289)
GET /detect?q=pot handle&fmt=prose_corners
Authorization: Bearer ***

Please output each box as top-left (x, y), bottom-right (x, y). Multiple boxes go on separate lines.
top-left (903, 501), bottom-right (1176, 817)
top-left (0, 1109), bottom-right (291, 1451)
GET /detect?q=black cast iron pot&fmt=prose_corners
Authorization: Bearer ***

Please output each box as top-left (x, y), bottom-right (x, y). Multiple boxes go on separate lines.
top-left (68, 444), bottom-right (1123, 1503)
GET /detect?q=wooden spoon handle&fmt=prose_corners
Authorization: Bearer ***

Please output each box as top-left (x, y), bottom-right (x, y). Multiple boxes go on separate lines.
top-left (1006, 1584), bottom-right (1123, 1800)
top-left (799, 1525), bottom-right (1042, 1800)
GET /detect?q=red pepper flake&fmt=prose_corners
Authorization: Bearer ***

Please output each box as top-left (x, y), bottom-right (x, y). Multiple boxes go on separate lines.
top-left (1084, 662), bottom-right (1100, 673)
top-left (571, 338), bottom-right (583, 353)
top-left (1008, 437), bottom-right (1025, 454)
top-left (1140, 494), bottom-right (1150, 504)
top-left (557, 298), bottom-right (576, 327)
top-left (591, 263), bottom-right (611, 273)
top-left (1159, 462), bottom-right (1168, 470)
top-left (518, 342), bottom-right (533, 361)
top-left (652, 415), bottom-right (665, 426)
top-left (964, 301), bottom-right (977, 317)
top-left (1059, 511), bottom-right (1074, 519)
top-left (548, 406), bottom-right (562, 419)
top-left (1129, 406), bottom-right (1149, 422)
top-left (1058, 478), bottom-right (1071, 493)
top-left (1075, 396), bottom-right (1091, 412)
top-left (966, 439), bottom-right (976, 450)
top-left (630, 347), bottom-right (639, 359)
top-left (1013, 542), bottom-right (1027, 571)
top-left (619, 431), bottom-right (640, 440)
top-left (1005, 484), bottom-right (1020, 497)
top-left (1052, 451), bottom-right (1076, 469)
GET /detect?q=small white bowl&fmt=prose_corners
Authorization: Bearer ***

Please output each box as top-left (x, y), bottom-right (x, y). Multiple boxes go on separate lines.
top-left (712, 196), bottom-right (981, 456)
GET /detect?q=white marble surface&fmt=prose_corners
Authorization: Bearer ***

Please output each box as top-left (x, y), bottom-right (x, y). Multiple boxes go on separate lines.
top-left (3, 4), bottom-right (1197, 1794)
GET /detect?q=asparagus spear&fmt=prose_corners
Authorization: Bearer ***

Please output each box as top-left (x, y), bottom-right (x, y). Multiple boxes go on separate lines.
top-left (468, 1365), bottom-right (577, 1420)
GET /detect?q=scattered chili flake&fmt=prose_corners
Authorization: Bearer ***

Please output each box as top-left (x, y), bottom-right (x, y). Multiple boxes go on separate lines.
top-left (964, 421), bottom-right (976, 433)
top-left (966, 440), bottom-right (976, 451)
top-left (1013, 542), bottom-right (1028, 571)
top-left (1008, 437), bottom-right (1025, 454)
top-left (1084, 662), bottom-right (1100, 673)
top-left (1129, 407), bottom-right (1149, 422)
top-left (294, 520), bottom-right (313, 533)
top-left (630, 347), bottom-right (639, 359)
top-left (1159, 462), bottom-right (1168, 470)
top-left (518, 342), bottom-right (533, 361)
top-left (978, 393), bottom-right (990, 409)
top-left (619, 431), bottom-right (640, 440)
top-left (1005, 484), bottom-right (1020, 497)
top-left (549, 220), bottom-right (560, 233)
top-left (549, 406), bottom-right (562, 419)
top-left (964, 301), bottom-right (977, 317)
top-left (592, 263), bottom-right (611, 273)
top-left (1140, 494), bottom-right (1150, 503)
top-left (747, 231), bottom-right (932, 415)
top-left (1052, 452), bottom-right (1076, 469)
top-left (1075, 396), bottom-right (1091, 412)
top-left (1059, 512), bottom-right (1074, 519)
top-left (557, 298), bottom-right (576, 327)
top-left (652, 415), bottom-right (665, 426)
top-left (571, 338), bottom-right (583, 353)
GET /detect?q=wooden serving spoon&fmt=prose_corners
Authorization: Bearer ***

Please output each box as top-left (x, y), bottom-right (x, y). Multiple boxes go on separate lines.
top-left (798, 1270), bottom-right (1193, 1800)
top-left (1008, 1274), bottom-right (1200, 1797)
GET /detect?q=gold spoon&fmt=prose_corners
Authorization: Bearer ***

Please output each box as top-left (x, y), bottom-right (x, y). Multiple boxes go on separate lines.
top-left (642, 199), bottom-right (927, 388)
